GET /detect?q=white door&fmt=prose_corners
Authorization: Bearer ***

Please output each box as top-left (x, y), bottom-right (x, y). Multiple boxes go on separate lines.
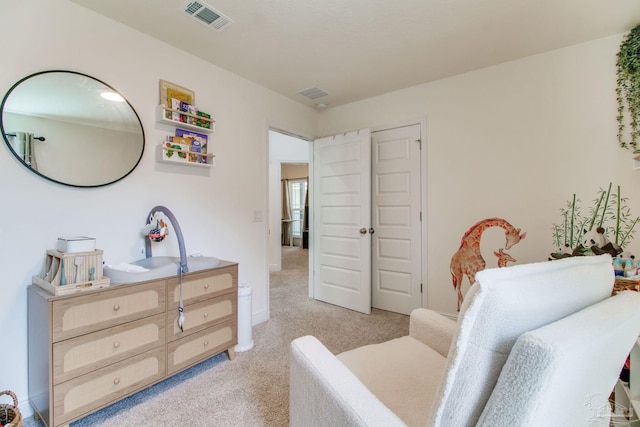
top-left (371, 125), bottom-right (422, 314)
top-left (313, 130), bottom-right (372, 314)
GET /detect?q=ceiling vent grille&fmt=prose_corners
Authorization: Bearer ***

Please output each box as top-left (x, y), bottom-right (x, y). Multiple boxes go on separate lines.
top-left (183, 2), bottom-right (234, 32)
top-left (298, 87), bottom-right (329, 100)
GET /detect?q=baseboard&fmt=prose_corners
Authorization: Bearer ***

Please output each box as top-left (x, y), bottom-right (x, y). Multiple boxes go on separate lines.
top-left (269, 263), bottom-right (280, 272)
top-left (19, 401), bottom-right (34, 421)
top-left (253, 309), bottom-right (269, 325)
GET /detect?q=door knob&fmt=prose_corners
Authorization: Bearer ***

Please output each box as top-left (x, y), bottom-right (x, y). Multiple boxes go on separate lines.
top-left (360, 228), bottom-right (367, 235)
top-left (369, 228), bottom-right (375, 235)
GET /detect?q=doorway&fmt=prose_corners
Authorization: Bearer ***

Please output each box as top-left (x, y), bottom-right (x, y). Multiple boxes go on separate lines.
top-left (268, 129), bottom-right (310, 291)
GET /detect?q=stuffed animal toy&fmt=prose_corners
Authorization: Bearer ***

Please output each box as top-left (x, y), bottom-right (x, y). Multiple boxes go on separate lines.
top-left (580, 227), bottom-right (622, 257)
top-left (617, 251), bottom-right (637, 276)
top-left (142, 216), bottom-right (169, 242)
top-left (549, 244), bottom-right (576, 260)
top-left (618, 251), bottom-right (635, 262)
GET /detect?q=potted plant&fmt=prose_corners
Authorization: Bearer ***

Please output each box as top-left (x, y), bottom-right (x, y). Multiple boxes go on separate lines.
top-left (616, 24), bottom-right (640, 152)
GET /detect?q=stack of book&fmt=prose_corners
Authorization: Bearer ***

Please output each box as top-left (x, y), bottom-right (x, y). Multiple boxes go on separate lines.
top-left (167, 99), bottom-right (213, 130)
top-left (162, 128), bottom-right (209, 164)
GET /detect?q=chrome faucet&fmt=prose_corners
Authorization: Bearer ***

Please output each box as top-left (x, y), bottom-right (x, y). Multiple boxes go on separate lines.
top-left (144, 205), bottom-right (189, 274)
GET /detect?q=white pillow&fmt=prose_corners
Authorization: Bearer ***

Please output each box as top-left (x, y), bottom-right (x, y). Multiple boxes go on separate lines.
top-left (428, 254), bottom-right (614, 427)
top-left (478, 290), bottom-right (640, 426)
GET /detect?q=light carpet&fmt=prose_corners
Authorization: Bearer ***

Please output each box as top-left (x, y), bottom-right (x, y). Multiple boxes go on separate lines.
top-left (25, 246), bottom-right (409, 426)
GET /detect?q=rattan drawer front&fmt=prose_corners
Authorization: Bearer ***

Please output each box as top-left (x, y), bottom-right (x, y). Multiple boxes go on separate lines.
top-left (52, 281), bottom-right (166, 342)
top-left (53, 314), bottom-right (166, 384)
top-left (54, 348), bottom-right (166, 426)
top-left (167, 292), bottom-right (237, 341)
top-left (168, 265), bottom-right (237, 308)
top-left (167, 319), bottom-right (236, 375)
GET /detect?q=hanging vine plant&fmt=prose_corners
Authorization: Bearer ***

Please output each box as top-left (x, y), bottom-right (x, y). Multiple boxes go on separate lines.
top-left (617, 24), bottom-right (640, 152)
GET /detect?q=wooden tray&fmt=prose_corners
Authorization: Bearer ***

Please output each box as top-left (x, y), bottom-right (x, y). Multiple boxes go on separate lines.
top-left (32, 275), bottom-right (110, 296)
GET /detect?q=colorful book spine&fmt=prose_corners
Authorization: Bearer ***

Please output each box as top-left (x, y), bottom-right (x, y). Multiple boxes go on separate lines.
top-left (197, 111), bottom-right (211, 129)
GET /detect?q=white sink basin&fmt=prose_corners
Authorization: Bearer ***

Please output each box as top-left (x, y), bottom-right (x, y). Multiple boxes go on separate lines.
top-left (104, 256), bottom-right (221, 284)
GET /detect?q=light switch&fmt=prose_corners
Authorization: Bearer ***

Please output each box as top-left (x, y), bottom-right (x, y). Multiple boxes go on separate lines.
top-left (253, 210), bottom-right (263, 222)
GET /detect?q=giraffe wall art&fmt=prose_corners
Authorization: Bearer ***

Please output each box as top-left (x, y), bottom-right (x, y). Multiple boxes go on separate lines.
top-left (449, 218), bottom-right (526, 311)
top-left (494, 248), bottom-right (516, 267)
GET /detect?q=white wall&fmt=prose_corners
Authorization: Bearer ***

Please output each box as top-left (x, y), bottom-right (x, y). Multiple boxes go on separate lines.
top-left (268, 131), bottom-right (310, 271)
top-left (317, 33), bottom-right (640, 317)
top-left (0, 0), bottom-right (316, 415)
top-left (282, 164), bottom-right (309, 180)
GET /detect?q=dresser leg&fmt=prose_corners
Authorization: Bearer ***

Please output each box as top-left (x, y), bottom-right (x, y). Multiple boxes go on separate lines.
top-left (227, 347), bottom-right (235, 360)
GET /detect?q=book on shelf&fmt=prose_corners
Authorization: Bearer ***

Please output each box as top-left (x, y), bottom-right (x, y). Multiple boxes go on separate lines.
top-left (175, 128), bottom-right (208, 164)
top-left (169, 98), bottom-right (198, 125)
top-left (197, 110), bottom-right (212, 129)
top-left (170, 99), bottom-right (182, 122)
top-left (187, 104), bottom-right (198, 126)
top-left (165, 99), bottom-right (213, 130)
top-left (163, 136), bottom-right (190, 162)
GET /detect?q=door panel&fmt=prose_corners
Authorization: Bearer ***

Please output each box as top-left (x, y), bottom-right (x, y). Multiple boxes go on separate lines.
top-left (372, 125), bottom-right (422, 314)
top-left (313, 130), bottom-right (371, 314)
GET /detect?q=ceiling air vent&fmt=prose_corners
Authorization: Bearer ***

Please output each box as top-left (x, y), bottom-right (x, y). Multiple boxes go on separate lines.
top-left (183, 2), bottom-right (234, 32)
top-left (298, 87), bottom-right (329, 100)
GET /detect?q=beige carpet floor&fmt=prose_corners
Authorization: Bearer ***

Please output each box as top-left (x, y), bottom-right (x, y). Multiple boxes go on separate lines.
top-left (26, 246), bottom-right (409, 426)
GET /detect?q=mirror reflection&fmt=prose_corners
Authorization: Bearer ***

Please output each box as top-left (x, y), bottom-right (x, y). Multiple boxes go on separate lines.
top-left (1, 70), bottom-right (145, 187)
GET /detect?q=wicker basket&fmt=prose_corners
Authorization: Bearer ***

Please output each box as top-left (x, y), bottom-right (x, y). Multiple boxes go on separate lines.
top-left (0, 390), bottom-right (22, 427)
top-left (613, 277), bottom-right (639, 296)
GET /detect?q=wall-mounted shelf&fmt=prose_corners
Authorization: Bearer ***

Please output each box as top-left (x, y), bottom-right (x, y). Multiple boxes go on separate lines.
top-left (155, 105), bottom-right (215, 133)
top-left (156, 145), bottom-right (215, 167)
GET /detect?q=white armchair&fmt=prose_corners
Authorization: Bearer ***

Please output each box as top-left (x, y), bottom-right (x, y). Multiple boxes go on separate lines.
top-left (290, 255), bottom-right (640, 426)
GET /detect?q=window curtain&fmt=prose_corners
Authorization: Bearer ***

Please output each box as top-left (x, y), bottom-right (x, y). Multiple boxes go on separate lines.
top-left (303, 177), bottom-right (309, 232)
top-left (282, 179), bottom-right (292, 245)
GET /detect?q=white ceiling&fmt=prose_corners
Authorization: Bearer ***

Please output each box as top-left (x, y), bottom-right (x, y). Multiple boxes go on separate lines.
top-left (70, 0), bottom-right (640, 109)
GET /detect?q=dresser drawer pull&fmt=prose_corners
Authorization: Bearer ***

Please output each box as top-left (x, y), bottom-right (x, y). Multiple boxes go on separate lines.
top-left (113, 304), bottom-right (120, 312)
top-left (113, 342), bottom-right (120, 349)
top-left (203, 341), bottom-right (209, 347)
top-left (113, 377), bottom-right (120, 385)
top-left (203, 312), bottom-right (209, 318)
top-left (204, 284), bottom-right (210, 290)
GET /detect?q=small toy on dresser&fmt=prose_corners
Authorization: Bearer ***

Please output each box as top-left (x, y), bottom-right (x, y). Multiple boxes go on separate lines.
top-left (32, 247), bottom-right (110, 295)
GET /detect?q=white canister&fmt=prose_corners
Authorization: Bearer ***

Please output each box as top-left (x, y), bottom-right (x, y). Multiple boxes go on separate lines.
top-left (235, 284), bottom-right (254, 352)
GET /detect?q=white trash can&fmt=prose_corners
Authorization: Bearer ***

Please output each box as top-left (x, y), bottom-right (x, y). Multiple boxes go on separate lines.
top-left (235, 284), bottom-right (254, 352)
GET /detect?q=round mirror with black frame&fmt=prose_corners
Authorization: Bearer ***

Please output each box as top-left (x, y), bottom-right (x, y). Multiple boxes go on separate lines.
top-left (0, 70), bottom-right (145, 187)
